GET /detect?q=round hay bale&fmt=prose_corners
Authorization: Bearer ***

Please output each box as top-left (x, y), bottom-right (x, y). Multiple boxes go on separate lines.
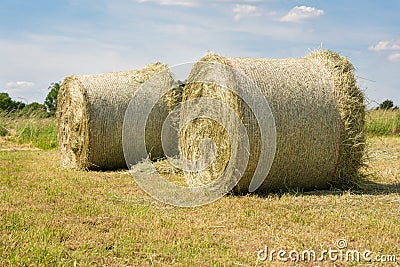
top-left (179, 50), bottom-right (365, 193)
top-left (57, 63), bottom-right (180, 170)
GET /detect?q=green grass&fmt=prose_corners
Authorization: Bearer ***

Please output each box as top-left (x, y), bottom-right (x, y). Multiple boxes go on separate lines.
top-left (366, 109), bottom-right (400, 136)
top-left (0, 114), bottom-right (57, 150)
top-left (0, 136), bottom-right (399, 266)
top-left (15, 120), bottom-right (57, 150)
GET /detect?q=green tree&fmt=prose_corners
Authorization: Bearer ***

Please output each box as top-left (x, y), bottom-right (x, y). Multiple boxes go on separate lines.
top-left (44, 82), bottom-right (60, 116)
top-left (379, 99), bottom-right (394, 110)
top-left (0, 93), bottom-right (14, 110)
top-left (0, 92), bottom-right (25, 111)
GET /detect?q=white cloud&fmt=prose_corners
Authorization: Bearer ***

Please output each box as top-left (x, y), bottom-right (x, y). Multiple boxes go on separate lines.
top-left (4, 81), bottom-right (36, 103)
top-left (233, 4), bottom-right (261, 21)
top-left (6, 81), bottom-right (35, 88)
top-left (369, 39), bottom-right (400, 63)
top-left (369, 40), bottom-right (400, 51)
top-left (280, 6), bottom-right (324, 23)
top-left (388, 53), bottom-right (400, 62)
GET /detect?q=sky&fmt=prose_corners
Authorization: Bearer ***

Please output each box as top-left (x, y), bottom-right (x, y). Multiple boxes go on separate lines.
top-left (0, 0), bottom-right (399, 107)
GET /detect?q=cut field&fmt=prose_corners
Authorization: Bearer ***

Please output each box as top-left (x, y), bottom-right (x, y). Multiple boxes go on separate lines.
top-left (0, 133), bottom-right (399, 266)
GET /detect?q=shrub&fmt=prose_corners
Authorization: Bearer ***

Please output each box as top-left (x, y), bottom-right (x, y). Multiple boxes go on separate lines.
top-left (376, 99), bottom-right (399, 111)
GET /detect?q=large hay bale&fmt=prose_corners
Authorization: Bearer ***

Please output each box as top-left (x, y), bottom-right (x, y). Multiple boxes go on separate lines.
top-left (57, 63), bottom-right (179, 170)
top-left (179, 50), bottom-right (365, 193)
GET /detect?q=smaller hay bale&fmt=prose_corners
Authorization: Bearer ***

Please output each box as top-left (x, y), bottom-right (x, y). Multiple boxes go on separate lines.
top-left (57, 63), bottom-right (180, 170)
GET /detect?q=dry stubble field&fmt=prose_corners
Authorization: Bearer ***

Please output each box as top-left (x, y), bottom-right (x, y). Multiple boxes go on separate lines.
top-left (0, 130), bottom-right (399, 266)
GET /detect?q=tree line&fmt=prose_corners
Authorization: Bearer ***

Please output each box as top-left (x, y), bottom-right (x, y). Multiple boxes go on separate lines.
top-left (376, 99), bottom-right (399, 110)
top-left (0, 82), bottom-right (60, 117)
top-left (0, 82), bottom-right (398, 117)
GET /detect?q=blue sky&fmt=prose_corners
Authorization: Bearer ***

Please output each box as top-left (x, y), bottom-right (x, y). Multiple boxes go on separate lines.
top-left (0, 0), bottom-right (399, 107)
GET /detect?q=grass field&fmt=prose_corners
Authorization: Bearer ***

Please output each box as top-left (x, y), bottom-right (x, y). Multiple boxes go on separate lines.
top-left (0, 114), bottom-right (57, 150)
top-left (0, 116), bottom-right (399, 266)
top-left (366, 109), bottom-right (400, 136)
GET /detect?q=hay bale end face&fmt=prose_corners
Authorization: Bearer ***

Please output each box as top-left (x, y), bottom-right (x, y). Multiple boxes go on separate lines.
top-left (57, 63), bottom-right (179, 170)
top-left (179, 50), bottom-right (366, 192)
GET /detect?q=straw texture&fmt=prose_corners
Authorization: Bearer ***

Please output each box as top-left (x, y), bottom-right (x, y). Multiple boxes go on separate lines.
top-left (179, 50), bottom-right (365, 192)
top-left (57, 63), bottom-right (178, 170)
